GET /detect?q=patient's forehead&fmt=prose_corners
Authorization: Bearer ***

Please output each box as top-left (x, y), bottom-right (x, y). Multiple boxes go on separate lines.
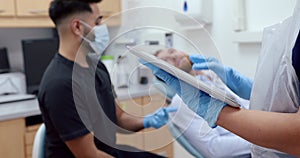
top-left (157, 48), bottom-right (182, 58)
top-left (155, 49), bottom-right (166, 58)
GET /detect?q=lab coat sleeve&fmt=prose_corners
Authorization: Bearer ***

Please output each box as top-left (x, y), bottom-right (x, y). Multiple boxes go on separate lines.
top-left (169, 94), bottom-right (251, 158)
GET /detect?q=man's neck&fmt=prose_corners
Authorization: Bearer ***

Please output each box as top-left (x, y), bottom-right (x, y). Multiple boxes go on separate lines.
top-left (59, 38), bottom-right (89, 68)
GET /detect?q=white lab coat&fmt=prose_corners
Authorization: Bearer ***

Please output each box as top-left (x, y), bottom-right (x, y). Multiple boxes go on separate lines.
top-left (169, 93), bottom-right (251, 158)
top-left (249, 1), bottom-right (300, 157)
top-left (170, 95), bottom-right (251, 158)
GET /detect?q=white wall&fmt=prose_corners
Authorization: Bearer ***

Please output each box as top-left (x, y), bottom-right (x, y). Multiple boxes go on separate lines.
top-left (210, 0), bottom-right (261, 78)
top-left (245, 0), bottom-right (296, 31)
top-left (217, 0), bottom-right (296, 77)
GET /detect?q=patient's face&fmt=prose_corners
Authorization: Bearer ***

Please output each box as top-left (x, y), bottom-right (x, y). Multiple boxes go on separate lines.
top-left (156, 48), bottom-right (192, 73)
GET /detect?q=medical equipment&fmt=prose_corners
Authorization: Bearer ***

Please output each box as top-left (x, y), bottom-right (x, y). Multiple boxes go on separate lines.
top-left (101, 55), bottom-right (114, 74)
top-left (165, 32), bottom-right (173, 48)
top-left (116, 54), bottom-right (130, 88)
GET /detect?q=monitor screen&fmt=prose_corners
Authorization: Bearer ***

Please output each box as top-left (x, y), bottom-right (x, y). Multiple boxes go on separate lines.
top-left (22, 38), bottom-right (59, 95)
top-left (0, 47), bottom-right (10, 73)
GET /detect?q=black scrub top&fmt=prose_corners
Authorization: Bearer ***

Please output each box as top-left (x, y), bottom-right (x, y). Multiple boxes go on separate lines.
top-left (38, 53), bottom-right (118, 158)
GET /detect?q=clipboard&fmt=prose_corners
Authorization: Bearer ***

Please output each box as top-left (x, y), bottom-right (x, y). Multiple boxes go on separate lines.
top-left (127, 46), bottom-right (241, 108)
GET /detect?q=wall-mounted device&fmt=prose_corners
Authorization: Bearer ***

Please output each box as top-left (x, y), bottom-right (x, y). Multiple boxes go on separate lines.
top-left (174, 0), bottom-right (213, 26)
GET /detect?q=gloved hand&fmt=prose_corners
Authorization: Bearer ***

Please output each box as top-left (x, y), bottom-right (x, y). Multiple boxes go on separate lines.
top-left (189, 54), bottom-right (253, 100)
top-left (143, 106), bottom-right (178, 129)
top-left (142, 61), bottom-right (227, 128)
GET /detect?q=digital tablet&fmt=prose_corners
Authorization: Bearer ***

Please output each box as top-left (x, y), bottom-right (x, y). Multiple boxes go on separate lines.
top-left (127, 46), bottom-right (241, 108)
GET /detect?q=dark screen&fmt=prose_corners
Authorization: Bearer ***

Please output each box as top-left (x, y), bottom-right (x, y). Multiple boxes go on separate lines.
top-left (0, 47), bottom-right (10, 73)
top-left (22, 38), bottom-right (59, 94)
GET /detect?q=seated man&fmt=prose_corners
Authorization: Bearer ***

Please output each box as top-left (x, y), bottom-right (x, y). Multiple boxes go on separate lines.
top-left (38, 1), bottom-right (175, 158)
top-left (155, 48), bottom-right (251, 158)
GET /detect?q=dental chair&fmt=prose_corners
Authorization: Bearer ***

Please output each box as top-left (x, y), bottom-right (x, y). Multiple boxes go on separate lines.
top-left (152, 78), bottom-right (204, 158)
top-left (32, 123), bottom-right (46, 158)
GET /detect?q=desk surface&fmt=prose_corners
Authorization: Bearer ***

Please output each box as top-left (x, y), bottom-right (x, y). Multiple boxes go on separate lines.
top-left (0, 99), bottom-right (40, 121)
top-left (0, 84), bottom-right (160, 121)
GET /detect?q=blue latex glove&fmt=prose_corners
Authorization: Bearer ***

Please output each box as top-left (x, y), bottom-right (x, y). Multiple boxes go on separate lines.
top-left (143, 106), bottom-right (178, 129)
top-left (190, 54), bottom-right (253, 100)
top-left (142, 61), bottom-right (227, 128)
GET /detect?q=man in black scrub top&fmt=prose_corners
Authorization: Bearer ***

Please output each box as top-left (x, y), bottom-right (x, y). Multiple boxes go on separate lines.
top-left (38, 0), bottom-right (175, 157)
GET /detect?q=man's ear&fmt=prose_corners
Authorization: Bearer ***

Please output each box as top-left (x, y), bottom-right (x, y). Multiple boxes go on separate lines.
top-left (70, 19), bottom-right (83, 36)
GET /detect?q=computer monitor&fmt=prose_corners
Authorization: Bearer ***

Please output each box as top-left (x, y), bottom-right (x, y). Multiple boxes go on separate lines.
top-left (0, 47), bottom-right (10, 73)
top-left (22, 38), bottom-right (59, 95)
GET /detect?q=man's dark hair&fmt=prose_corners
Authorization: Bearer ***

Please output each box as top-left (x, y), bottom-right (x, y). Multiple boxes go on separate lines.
top-left (49, 0), bottom-right (102, 25)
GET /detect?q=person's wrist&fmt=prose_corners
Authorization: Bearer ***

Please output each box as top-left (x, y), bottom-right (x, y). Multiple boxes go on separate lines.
top-left (205, 99), bottom-right (227, 128)
top-left (143, 115), bottom-right (151, 128)
top-left (216, 105), bottom-right (241, 127)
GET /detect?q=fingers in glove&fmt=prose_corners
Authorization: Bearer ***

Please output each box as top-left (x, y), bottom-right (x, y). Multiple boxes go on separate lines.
top-left (192, 62), bottom-right (210, 70)
top-left (189, 54), bottom-right (207, 63)
top-left (165, 106), bottom-right (178, 113)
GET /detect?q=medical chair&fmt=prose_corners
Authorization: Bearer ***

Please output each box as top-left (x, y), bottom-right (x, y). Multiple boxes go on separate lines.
top-left (152, 78), bottom-right (205, 158)
top-left (32, 123), bottom-right (46, 158)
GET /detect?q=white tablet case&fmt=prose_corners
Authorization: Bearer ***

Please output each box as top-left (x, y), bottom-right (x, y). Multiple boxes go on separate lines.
top-left (127, 46), bottom-right (240, 108)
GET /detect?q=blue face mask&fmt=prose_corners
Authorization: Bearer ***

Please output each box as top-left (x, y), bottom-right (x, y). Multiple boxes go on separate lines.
top-left (80, 21), bottom-right (110, 55)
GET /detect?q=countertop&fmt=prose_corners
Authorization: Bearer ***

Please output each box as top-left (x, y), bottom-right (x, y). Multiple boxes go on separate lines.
top-left (0, 84), bottom-right (160, 122)
top-left (0, 98), bottom-right (40, 121)
top-left (116, 84), bottom-right (160, 100)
